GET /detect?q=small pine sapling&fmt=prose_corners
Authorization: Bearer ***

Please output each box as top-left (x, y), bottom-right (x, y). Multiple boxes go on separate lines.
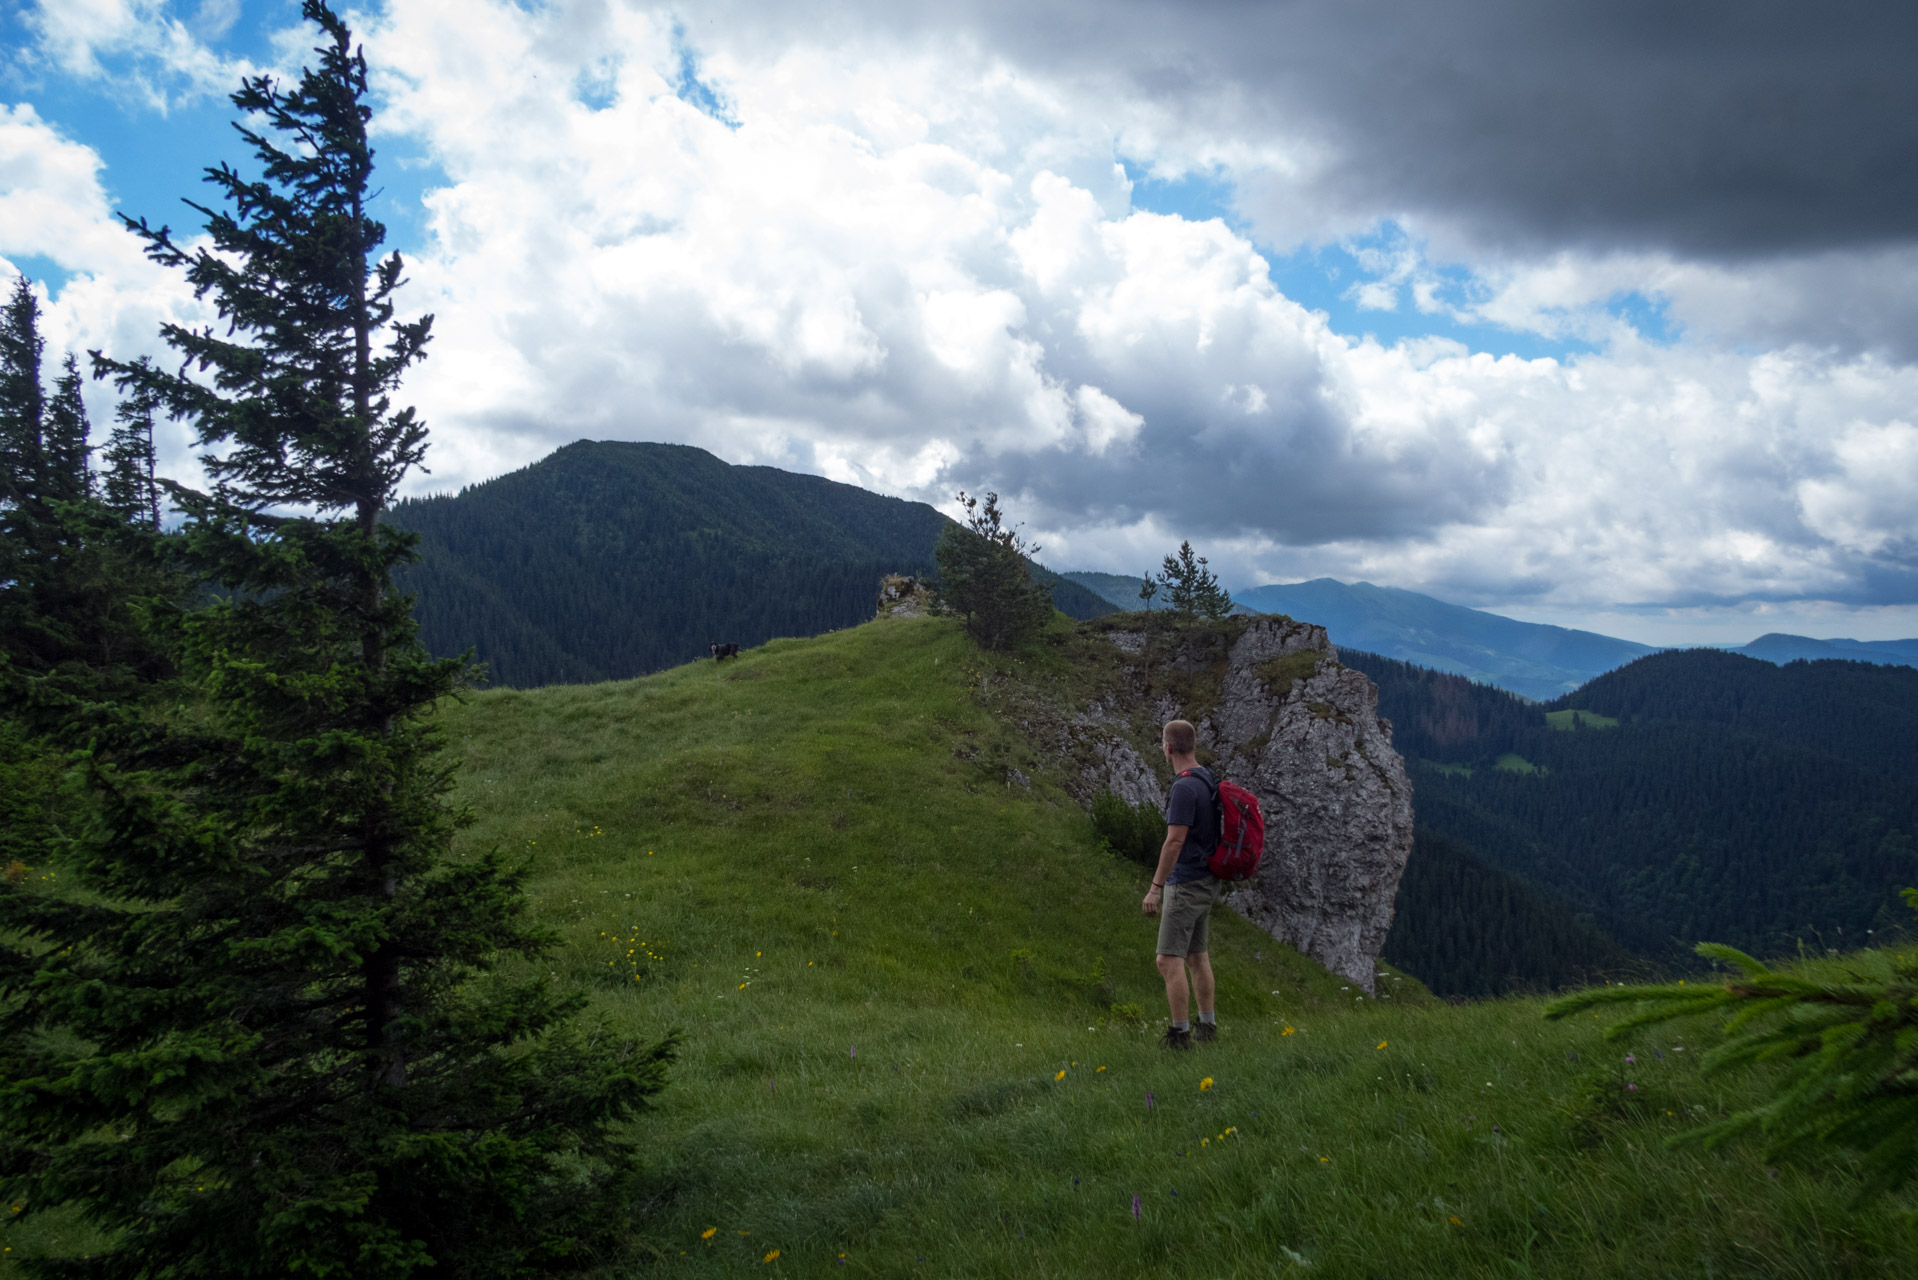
top-left (934, 489), bottom-right (1053, 651)
top-left (1157, 540), bottom-right (1232, 619)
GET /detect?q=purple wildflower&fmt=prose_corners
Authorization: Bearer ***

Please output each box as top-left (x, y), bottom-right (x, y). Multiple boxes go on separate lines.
top-left (1627, 1082), bottom-right (1637, 1091)
top-left (1132, 1194), bottom-right (1141, 1219)
top-left (849, 1044), bottom-right (856, 1059)
top-left (1624, 1055), bottom-right (1635, 1064)
top-left (1145, 1092), bottom-right (1155, 1111)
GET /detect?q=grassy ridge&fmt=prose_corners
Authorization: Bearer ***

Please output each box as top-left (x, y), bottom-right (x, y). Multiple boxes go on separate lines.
top-left (440, 616), bottom-right (1914, 1277)
top-left (7, 615), bottom-right (1914, 1276)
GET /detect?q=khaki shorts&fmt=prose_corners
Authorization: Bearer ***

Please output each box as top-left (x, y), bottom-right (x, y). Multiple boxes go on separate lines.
top-left (1156, 876), bottom-right (1225, 957)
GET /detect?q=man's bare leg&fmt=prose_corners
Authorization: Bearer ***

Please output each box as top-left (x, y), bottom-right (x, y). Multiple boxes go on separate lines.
top-left (1187, 951), bottom-right (1215, 1018)
top-left (1155, 953), bottom-right (1190, 1024)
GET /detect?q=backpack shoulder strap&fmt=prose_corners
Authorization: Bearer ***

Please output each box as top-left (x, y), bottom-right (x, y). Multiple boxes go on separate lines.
top-left (1177, 767), bottom-right (1222, 836)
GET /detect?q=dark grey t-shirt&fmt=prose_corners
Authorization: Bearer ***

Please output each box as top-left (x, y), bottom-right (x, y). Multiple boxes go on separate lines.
top-left (1164, 766), bottom-right (1219, 885)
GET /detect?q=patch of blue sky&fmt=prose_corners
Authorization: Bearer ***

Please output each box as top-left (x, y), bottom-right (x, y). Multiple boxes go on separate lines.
top-left (1119, 160), bottom-right (1236, 226)
top-left (1119, 157), bottom-right (1601, 361)
top-left (1605, 290), bottom-right (1678, 344)
top-left (671, 24), bottom-right (737, 129)
top-left (8, 0), bottom-right (446, 298)
top-left (2, 253), bottom-right (71, 296)
top-left (574, 59), bottom-right (621, 112)
top-left (1267, 241), bottom-right (1594, 361)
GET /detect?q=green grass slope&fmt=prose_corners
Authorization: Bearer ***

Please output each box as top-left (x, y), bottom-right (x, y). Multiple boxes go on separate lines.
top-left (15, 617), bottom-right (1908, 1277)
top-left (424, 616), bottom-right (1918, 1277)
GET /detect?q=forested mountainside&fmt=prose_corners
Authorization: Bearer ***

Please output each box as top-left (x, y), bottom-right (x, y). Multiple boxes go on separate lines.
top-left (389, 440), bottom-right (1109, 686)
top-left (1345, 648), bottom-right (1918, 968)
top-left (1062, 569), bottom-right (1152, 609)
top-left (1382, 827), bottom-right (1642, 997)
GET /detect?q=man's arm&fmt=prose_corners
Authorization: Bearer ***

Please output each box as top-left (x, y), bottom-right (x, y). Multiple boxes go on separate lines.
top-left (1142, 824), bottom-right (1187, 916)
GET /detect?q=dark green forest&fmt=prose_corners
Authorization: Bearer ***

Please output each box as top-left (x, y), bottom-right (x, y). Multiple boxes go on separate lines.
top-left (389, 440), bottom-right (1109, 686)
top-left (1347, 648), bottom-right (1918, 985)
top-left (1382, 826), bottom-right (1642, 998)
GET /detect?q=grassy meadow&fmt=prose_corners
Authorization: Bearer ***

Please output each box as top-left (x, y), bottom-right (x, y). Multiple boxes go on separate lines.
top-left (7, 612), bottom-right (1915, 1277)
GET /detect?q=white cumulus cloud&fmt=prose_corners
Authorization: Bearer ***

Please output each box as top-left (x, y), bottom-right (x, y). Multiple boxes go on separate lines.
top-left (8, 0), bottom-right (1918, 637)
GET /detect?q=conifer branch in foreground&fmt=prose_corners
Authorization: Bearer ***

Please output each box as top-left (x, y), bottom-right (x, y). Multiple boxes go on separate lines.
top-left (1545, 890), bottom-right (1918, 1201)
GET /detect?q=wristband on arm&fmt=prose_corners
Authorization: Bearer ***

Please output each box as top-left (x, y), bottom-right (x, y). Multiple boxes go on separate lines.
top-left (1151, 881), bottom-right (1165, 889)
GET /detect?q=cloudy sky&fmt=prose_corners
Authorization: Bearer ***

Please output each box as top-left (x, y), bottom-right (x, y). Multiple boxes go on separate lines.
top-left (6, 0), bottom-right (1918, 643)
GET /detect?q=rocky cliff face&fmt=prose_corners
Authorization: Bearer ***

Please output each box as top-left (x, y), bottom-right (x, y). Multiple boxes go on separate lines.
top-left (1060, 615), bottom-right (1415, 993)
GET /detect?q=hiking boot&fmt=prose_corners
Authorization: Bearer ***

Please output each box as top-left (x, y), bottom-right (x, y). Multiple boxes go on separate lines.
top-left (1193, 1021), bottom-right (1218, 1044)
top-left (1161, 1025), bottom-right (1193, 1051)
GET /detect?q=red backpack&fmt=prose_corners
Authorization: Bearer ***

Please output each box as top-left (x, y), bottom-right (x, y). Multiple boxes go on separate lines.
top-left (1180, 768), bottom-right (1267, 882)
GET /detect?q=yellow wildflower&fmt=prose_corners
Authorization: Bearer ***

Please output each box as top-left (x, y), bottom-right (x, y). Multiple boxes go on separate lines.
top-left (1282, 1026), bottom-right (1296, 1036)
top-left (1200, 1076), bottom-right (1213, 1091)
top-left (1376, 1040), bottom-right (1388, 1050)
top-left (763, 1249), bottom-right (781, 1262)
top-left (701, 1228), bottom-right (717, 1240)
top-left (1096, 1065), bottom-right (1107, 1073)
top-left (1055, 1070), bottom-right (1066, 1081)
top-left (1449, 1216), bottom-right (1462, 1226)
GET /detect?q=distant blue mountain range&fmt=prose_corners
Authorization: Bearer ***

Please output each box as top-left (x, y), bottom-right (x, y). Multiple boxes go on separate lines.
top-left (1735, 633), bottom-right (1918, 666)
top-left (1059, 572), bottom-right (1918, 700)
top-left (1232, 579), bottom-right (1653, 700)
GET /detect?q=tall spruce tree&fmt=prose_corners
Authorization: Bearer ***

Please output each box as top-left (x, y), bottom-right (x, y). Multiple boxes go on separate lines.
top-left (0, 274), bottom-right (45, 505)
top-left (41, 353), bottom-right (93, 504)
top-left (100, 359), bottom-right (163, 528)
top-left (933, 490), bottom-right (1053, 650)
top-left (2, 5), bottom-right (673, 1277)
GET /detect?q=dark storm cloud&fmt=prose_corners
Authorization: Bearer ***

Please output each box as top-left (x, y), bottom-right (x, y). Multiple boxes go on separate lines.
top-left (718, 0), bottom-right (1918, 260)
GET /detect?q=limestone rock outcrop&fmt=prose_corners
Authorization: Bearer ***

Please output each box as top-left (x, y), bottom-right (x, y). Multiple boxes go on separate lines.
top-left (875, 574), bottom-right (934, 619)
top-left (1058, 615), bottom-right (1414, 993)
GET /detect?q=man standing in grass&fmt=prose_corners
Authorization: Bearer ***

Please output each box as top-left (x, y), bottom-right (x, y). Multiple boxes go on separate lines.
top-left (1141, 719), bottom-right (1223, 1050)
